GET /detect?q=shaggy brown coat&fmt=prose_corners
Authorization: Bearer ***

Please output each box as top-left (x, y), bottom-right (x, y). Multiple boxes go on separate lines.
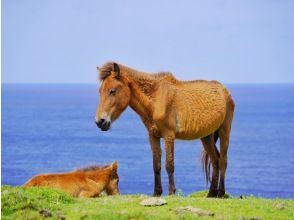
top-left (96, 62), bottom-right (234, 197)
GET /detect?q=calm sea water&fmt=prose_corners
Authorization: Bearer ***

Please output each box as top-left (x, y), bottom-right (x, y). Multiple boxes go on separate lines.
top-left (2, 84), bottom-right (294, 198)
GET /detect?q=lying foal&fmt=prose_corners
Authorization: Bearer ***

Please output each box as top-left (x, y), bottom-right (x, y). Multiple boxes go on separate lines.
top-left (23, 162), bottom-right (119, 198)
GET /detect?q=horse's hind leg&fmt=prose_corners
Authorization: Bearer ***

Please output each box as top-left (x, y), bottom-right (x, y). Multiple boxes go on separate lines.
top-left (201, 134), bottom-right (220, 197)
top-left (218, 98), bottom-right (235, 198)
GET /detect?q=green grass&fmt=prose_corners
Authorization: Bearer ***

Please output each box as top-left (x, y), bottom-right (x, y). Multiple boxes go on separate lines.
top-left (2, 185), bottom-right (294, 220)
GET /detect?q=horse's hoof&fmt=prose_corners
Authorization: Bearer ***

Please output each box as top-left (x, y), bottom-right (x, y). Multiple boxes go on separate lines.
top-left (153, 193), bottom-right (161, 197)
top-left (168, 188), bottom-right (176, 196)
top-left (207, 190), bottom-right (218, 198)
top-left (153, 190), bottom-right (162, 197)
top-left (217, 190), bottom-right (225, 198)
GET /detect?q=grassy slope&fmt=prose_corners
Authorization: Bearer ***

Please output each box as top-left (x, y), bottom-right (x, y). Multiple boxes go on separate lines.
top-left (1, 186), bottom-right (294, 220)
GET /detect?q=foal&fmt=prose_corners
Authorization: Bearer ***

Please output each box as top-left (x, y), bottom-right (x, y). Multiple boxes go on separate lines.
top-left (23, 162), bottom-right (120, 198)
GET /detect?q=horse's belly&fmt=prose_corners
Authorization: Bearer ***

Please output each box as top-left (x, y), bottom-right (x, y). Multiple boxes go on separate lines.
top-left (175, 114), bottom-right (224, 140)
top-left (160, 81), bottom-right (229, 140)
top-left (174, 100), bottom-right (226, 140)
top-left (175, 132), bottom-right (202, 140)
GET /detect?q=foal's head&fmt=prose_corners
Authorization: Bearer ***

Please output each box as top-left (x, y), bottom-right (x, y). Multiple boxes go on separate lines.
top-left (105, 161), bottom-right (120, 195)
top-left (95, 62), bottom-right (131, 131)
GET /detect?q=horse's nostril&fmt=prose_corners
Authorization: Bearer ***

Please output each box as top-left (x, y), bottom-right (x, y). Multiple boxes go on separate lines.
top-left (96, 119), bottom-right (105, 128)
top-left (100, 121), bottom-right (111, 131)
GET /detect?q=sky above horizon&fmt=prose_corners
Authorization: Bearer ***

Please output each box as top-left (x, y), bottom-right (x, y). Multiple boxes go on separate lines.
top-left (2, 0), bottom-right (294, 84)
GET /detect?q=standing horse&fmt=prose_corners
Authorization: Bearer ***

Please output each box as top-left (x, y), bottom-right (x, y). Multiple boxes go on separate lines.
top-left (95, 62), bottom-right (234, 198)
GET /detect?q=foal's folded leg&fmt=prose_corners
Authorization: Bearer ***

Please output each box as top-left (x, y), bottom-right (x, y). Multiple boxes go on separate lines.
top-left (78, 178), bottom-right (102, 198)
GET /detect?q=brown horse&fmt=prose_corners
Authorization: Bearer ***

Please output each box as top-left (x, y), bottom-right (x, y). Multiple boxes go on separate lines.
top-left (23, 162), bottom-right (120, 197)
top-left (95, 62), bottom-right (235, 198)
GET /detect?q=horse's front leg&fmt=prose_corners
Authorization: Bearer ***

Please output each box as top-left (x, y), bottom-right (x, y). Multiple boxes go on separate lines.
top-left (164, 134), bottom-right (176, 195)
top-left (149, 134), bottom-right (162, 196)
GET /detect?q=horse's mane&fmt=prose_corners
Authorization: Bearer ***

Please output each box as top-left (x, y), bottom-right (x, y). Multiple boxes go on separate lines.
top-left (98, 62), bottom-right (178, 83)
top-left (99, 62), bottom-right (116, 81)
top-left (77, 164), bottom-right (109, 172)
top-left (98, 62), bottom-right (222, 101)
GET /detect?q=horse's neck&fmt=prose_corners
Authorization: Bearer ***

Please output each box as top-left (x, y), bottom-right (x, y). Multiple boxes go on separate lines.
top-left (123, 72), bottom-right (155, 123)
top-left (121, 65), bottom-right (158, 97)
top-left (130, 85), bottom-right (153, 119)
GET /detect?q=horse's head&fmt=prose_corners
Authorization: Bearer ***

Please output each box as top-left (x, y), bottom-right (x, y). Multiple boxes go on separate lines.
top-left (95, 62), bottom-right (131, 131)
top-left (105, 161), bottom-right (120, 195)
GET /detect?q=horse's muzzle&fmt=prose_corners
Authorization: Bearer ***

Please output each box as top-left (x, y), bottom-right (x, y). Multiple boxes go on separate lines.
top-left (96, 119), bottom-right (110, 131)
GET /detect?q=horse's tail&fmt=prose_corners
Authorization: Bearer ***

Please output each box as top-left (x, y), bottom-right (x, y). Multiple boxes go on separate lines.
top-left (202, 148), bottom-right (211, 184)
top-left (202, 130), bottom-right (220, 184)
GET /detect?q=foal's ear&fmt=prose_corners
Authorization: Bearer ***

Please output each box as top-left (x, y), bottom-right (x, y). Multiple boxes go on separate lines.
top-left (112, 63), bottom-right (120, 80)
top-left (111, 161), bottom-right (118, 171)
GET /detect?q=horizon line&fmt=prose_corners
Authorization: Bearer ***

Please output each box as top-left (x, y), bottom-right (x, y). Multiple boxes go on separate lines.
top-left (2, 82), bottom-right (294, 85)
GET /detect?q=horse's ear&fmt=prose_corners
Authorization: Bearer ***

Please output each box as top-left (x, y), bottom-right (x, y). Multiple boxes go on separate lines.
top-left (113, 63), bottom-right (120, 80)
top-left (113, 63), bottom-right (119, 73)
top-left (96, 66), bottom-right (100, 71)
top-left (111, 161), bottom-right (118, 171)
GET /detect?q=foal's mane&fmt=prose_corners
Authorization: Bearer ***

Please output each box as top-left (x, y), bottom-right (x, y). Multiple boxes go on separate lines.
top-left (77, 164), bottom-right (109, 172)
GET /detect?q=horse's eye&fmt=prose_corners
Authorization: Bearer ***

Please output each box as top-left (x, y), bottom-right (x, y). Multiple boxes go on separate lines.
top-left (109, 88), bottom-right (116, 96)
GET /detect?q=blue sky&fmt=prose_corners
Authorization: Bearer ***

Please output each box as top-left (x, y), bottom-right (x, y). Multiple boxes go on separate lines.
top-left (2, 0), bottom-right (294, 83)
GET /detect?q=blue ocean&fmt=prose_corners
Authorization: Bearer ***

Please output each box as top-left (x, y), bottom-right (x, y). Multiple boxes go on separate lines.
top-left (2, 84), bottom-right (294, 198)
